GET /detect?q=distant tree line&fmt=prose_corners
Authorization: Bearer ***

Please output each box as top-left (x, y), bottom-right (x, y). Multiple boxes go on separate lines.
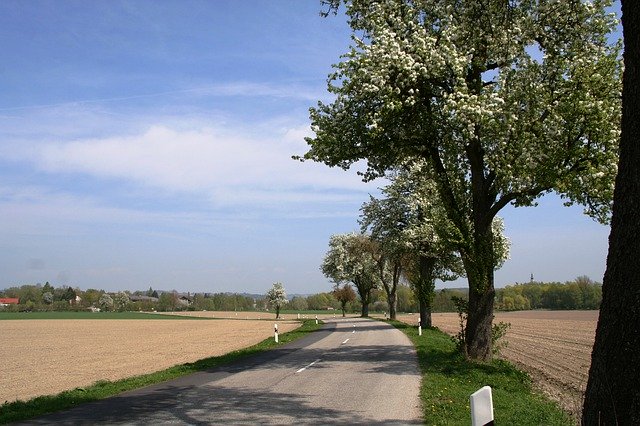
top-left (0, 283), bottom-right (257, 313)
top-left (495, 276), bottom-right (602, 311)
top-left (0, 276), bottom-right (601, 314)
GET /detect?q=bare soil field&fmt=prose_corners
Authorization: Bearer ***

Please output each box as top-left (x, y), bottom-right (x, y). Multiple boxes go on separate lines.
top-left (397, 310), bottom-right (598, 419)
top-left (0, 317), bottom-right (299, 404)
top-left (156, 311), bottom-right (352, 320)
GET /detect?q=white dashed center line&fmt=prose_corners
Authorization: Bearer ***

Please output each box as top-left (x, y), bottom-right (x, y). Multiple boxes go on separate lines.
top-left (296, 359), bottom-right (321, 374)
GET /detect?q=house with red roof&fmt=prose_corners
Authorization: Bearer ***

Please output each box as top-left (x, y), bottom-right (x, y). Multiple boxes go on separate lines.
top-left (0, 298), bottom-right (19, 306)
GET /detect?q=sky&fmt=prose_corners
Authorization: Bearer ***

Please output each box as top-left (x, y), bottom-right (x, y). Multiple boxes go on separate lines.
top-left (0, 1), bottom-right (618, 295)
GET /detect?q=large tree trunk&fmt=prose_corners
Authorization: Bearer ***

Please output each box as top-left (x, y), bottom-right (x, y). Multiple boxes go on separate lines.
top-left (354, 278), bottom-right (371, 318)
top-left (416, 255), bottom-right (437, 328)
top-left (582, 2), bottom-right (640, 422)
top-left (387, 287), bottom-right (397, 320)
top-left (464, 224), bottom-right (496, 361)
top-left (419, 298), bottom-right (429, 329)
top-left (465, 276), bottom-right (495, 361)
top-left (361, 301), bottom-right (369, 317)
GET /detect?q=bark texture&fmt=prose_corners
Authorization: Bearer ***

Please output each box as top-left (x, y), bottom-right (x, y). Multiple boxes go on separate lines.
top-left (582, 2), bottom-right (640, 423)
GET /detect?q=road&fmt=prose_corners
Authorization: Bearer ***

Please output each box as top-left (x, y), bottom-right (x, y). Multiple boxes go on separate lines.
top-left (19, 317), bottom-right (422, 425)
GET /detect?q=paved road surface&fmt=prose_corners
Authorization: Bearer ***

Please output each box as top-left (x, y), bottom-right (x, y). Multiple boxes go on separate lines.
top-left (19, 317), bottom-right (422, 425)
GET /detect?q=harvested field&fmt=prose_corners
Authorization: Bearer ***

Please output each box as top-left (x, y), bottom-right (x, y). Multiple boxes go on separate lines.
top-left (397, 310), bottom-right (598, 420)
top-left (155, 311), bottom-right (352, 320)
top-left (0, 317), bottom-right (299, 404)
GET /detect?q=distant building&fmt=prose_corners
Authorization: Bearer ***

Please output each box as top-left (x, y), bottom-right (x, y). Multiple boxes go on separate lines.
top-left (0, 298), bottom-right (19, 306)
top-left (177, 294), bottom-right (192, 307)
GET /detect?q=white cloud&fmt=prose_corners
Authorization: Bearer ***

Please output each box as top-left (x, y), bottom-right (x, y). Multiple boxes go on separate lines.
top-left (30, 123), bottom-right (373, 207)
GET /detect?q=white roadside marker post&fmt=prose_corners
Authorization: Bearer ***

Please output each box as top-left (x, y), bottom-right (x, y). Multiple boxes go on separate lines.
top-left (470, 386), bottom-right (494, 426)
top-left (274, 323), bottom-right (279, 343)
top-left (418, 319), bottom-right (422, 336)
top-left (315, 315), bottom-right (318, 325)
top-left (297, 313), bottom-right (300, 319)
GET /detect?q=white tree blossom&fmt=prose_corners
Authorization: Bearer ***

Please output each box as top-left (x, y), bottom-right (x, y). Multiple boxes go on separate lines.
top-left (266, 282), bottom-right (288, 319)
top-left (322, 233), bottom-right (379, 317)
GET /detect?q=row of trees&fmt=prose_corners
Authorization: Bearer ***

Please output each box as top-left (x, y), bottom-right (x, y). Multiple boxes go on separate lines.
top-left (0, 277), bottom-right (602, 314)
top-left (302, 1), bottom-right (640, 420)
top-left (0, 283), bottom-right (256, 313)
top-left (301, 0), bottom-right (621, 364)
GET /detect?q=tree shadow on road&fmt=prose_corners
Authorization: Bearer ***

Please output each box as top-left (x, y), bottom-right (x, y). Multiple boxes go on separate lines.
top-left (19, 381), bottom-right (419, 425)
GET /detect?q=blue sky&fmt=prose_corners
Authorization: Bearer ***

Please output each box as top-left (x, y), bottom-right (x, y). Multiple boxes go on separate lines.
top-left (0, 1), bottom-right (617, 294)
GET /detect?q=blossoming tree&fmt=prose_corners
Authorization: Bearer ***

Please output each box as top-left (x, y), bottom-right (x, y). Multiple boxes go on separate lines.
top-left (322, 233), bottom-right (379, 317)
top-left (301, 0), bottom-right (621, 360)
top-left (266, 282), bottom-right (288, 319)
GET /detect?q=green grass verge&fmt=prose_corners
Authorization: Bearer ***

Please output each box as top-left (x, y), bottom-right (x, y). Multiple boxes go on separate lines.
top-left (279, 309), bottom-right (345, 315)
top-left (0, 311), bottom-right (213, 320)
top-left (388, 320), bottom-right (572, 426)
top-left (0, 319), bottom-right (322, 424)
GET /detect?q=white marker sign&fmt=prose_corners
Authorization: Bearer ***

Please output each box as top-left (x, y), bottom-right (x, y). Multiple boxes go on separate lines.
top-left (470, 386), bottom-right (494, 426)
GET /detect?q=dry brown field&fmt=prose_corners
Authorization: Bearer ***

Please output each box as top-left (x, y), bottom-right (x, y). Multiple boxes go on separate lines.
top-left (0, 316), bottom-right (300, 404)
top-left (158, 310), bottom-right (353, 320)
top-left (397, 310), bottom-right (598, 418)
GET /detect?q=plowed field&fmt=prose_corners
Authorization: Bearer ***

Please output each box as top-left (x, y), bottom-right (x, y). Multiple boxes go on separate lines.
top-left (397, 310), bottom-right (598, 419)
top-left (1, 317), bottom-right (299, 404)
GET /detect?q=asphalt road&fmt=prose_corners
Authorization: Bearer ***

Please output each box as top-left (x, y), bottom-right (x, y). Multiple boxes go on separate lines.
top-left (19, 317), bottom-right (422, 425)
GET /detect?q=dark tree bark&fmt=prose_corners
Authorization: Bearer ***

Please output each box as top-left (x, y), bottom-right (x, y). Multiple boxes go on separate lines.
top-left (361, 298), bottom-right (370, 317)
top-left (416, 255), bottom-right (437, 328)
top-left (354, 278), bottom-right (372, 318)
top-left (387, 288), bottom-right (397, 320)
top-left (582, 2), bottom-right (640, 423)
top-left (463, 227), bottom-right (497, 361)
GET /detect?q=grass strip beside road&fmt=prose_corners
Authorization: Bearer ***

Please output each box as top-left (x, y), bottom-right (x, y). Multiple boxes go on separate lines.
top-left (389, 320), bottom-right (572, 425)
top-left (0, 319), bottom-right (322, 424)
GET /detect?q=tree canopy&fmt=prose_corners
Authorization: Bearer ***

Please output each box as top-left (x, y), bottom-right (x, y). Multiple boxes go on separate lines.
top-left (266, 282), bottom-right (288, 319)
top-left (322, 233), bottom-right (379, 317)
top-left (301, 0), bottom-right (621, 360)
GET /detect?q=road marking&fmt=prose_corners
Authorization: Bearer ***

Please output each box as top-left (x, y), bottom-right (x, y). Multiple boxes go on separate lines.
top-left (342, 338), bottom-right (349, 344)
top-left (296, 359), bottom-right (321, 373)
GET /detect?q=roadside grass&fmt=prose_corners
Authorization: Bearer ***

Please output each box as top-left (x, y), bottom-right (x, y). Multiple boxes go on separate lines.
top-left (0, 311), bottom-right (212, 320)
top-left (0, 319), bottom-right (322, 424)
top-left (280, 309), bottom-right (349, 316)
top-left (389, 320), bottom-right (572, 426)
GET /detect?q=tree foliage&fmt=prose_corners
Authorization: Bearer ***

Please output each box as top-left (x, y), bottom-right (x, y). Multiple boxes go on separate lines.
top-left (321, 233), bottom-right (379, 317)
top-left (333, 284), bottom-right (357, 317)
top-left (266, 282), bottom-right (288, 319)
top-left (301, 0), bottom-right (621, 360)
top-left (113, 292), bottom-right (130, 312)
top-left (98, 293), bottom-right (114, 312)
top-left (496, 277), bottom-right (602, 311)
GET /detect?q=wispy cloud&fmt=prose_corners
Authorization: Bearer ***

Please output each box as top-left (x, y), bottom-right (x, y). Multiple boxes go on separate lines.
top-left (0, 100), bottom-right (377, 240)
top-left (0, 81), bottom-right (326, 113)
top-left (30, 123), bottom-right (369, 204)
